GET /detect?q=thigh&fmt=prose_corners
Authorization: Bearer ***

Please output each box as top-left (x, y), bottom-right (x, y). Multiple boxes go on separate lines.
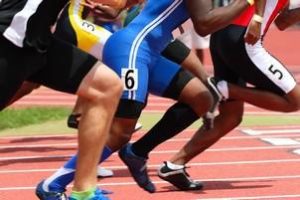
top-left (103, 54), bottom-right (150, 118)
top-left (210, 31), bottom-right (245, 86)
top-left (242, 42), bottom-right (296, 95)
top-left (103, 33), bottom-right (151, 118)
top-left (215, 25), bottom-right (295, 96)
top-left (28, 37), bottom-right (98, 94)
top-left (149, 56), bottom-right (194, 100)
top-left (0, 35), bottom-right (43, 109)
top-left (161, 39), bottom-right (191, 65)
top-left (103, 52), bottom-right (150, 104)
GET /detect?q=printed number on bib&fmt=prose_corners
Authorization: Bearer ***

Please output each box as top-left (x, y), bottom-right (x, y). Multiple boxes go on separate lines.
top-left (81, 21), bottom-right (96, 33)
top-left (268, 64), bottom-right (283, 80)
top-left (122, 68), bottom-right (138, 91)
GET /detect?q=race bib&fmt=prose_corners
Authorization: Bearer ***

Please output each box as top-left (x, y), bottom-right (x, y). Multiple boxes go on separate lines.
top-left (121, 68), bottom-right (138, 91)
top-left (81, 20), bottom-right (96, 33)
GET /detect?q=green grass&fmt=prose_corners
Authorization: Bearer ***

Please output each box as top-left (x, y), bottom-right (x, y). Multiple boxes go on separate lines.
top-left (0, 107), bottom-right (300, 137)
top-left (138, 113), bottom-right (300, 129)
top-left (0, 107), bottom-right (71, 131)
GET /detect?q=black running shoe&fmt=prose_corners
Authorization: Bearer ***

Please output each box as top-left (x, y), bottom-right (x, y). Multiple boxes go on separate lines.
top-left (119, 143), bottom-right (156, 193)
top-left (158, 161), bottom-right (203, 191)
top-left (67, 114), bottom-right (81, 129)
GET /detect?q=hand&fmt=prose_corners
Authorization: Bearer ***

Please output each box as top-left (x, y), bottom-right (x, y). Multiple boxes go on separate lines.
top-left (81, 0), bottom-right (126, 10)
top-left (92, 4), bottom-right (121, 22)
top-left (80, 0), bottom-right (97, 10)
top-left (81, 0), bottom-right (121, 22)
top-left (244, 19), bottom-right (262, 45)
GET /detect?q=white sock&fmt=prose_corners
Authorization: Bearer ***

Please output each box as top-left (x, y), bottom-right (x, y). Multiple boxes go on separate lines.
top-left (166, 161), bottom-right (184, 170)
top-left (217, 80), bottom-right (229, 99)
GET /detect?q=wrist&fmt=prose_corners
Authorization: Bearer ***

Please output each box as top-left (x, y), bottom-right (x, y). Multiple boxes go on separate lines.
top-left (246, 0), bottom-right (254, 6)
top-left (252, 14), bottom-right (263, 23)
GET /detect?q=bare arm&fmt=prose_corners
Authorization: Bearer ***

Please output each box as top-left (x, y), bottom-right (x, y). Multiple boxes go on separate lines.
top-left (86, 0), bottom-right (127, 9)
top-left (86, 0), bottom-right (142, 9)
top-left (275, 6), bottom-right (300, 30)
top-left (187, 0), bottom-right (251, 36)
top-left (244, 0), bottom-right (266, 44)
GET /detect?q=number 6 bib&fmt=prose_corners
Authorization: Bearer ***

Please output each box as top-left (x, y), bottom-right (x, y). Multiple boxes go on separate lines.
top-left (121, 68), bottom-right (138, 91)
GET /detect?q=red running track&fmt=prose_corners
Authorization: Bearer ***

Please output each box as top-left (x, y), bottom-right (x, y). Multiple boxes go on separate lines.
top-left (0, 125), bottom-right (300, 199)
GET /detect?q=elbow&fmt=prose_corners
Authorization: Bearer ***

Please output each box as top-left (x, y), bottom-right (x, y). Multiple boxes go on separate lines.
top-left (193, 19), bottom-right (216, 36)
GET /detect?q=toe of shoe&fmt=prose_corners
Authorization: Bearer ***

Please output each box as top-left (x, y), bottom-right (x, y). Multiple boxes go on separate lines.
top-left (143, 181), bottom-right (156, 193)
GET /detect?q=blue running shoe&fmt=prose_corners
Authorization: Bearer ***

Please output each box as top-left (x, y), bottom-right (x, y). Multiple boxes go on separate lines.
top-left (69, 188), bottom-right (110, 200)
top-left (36, 181), bottom-right (67, 200)
top-left (118, 143), bottom-right (156, 193)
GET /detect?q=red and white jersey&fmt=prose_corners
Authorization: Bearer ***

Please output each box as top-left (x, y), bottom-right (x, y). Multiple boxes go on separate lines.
top-left (233, 0), bottom-right (288, 35)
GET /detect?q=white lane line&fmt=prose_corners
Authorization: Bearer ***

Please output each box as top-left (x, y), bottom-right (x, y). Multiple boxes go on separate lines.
top-left (294, 149), bottom-right (300, 155)
top-left (2, 126), bottom-right (300, 140)
top-left (196, 194), bottom-right (300, 200)
top-left (0, 174), bottom-right (300, 191)
top-left (0, 134), bottom-right (76, 139)
top-left (1, 158), bottom-right (300, 173)
top-left (243, 129), bottom-right (300, 135)
top-left (1, 145), bottom-right (300, 161)
top-left (2, 134), bottom-right (300, 149)
top-left (0, 143), bottom-right (77, 149)
top-left (261, 138), bottom-right (300, 145)
top-left (0, 155), bottom-right (70, 161)
top-left (143, 110), bottom-right (300, 115)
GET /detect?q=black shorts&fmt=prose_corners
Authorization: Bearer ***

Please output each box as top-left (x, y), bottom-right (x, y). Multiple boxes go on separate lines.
top-left (210, 25), bottom-right (296, 96)
top-left (161, 39), bottom-right (191, 64)
top-left (0, 34), bottom-right (97, 110)
top-left (115, 68), bottom-right (194, 119)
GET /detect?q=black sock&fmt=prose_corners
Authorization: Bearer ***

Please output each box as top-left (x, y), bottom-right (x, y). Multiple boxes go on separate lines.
top-left (131, 102), bottom-right (199, 158)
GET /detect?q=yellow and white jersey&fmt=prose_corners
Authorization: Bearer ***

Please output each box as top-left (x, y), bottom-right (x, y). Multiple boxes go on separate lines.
top-left (66, 0), bottom-right (112, 59)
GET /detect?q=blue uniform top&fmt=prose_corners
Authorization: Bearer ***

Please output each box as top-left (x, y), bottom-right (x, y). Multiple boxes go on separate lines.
top-left (127, 0), bottom-right (189, 52)
top-left (104, 0), bottom-right (189, 60)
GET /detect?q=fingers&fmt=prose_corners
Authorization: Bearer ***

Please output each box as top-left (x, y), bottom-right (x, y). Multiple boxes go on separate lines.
top-left (80, 1), bottom-right (96, 10)
top-left (244, 21), bottom-right (261, 45)
top-left (244, 32), bottom-right (259, 45)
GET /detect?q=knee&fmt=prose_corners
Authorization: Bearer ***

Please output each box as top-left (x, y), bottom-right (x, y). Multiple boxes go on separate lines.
top-left (281, 99), bottom-right (300, 113)
top-left (107, 120), bottom-right (136, 151)
top-left (284, 87), bottom-right (300, 112)
top-left (81, 64), bottom-right (123, 104)
top-left (193, 91), bottom-right (213, 115)
top-left (100, 72), bottom-right (123, 101)
top-left (227, 114), bottom-right (243, 128)
top-left (285, 104), bottom-right (300, 112)
top-left (288, 97), bottom-right (300, 112)
top-left (107, 131), bottom-right (132, 151)
top-left (220, 111), bottom-right (243, 132)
